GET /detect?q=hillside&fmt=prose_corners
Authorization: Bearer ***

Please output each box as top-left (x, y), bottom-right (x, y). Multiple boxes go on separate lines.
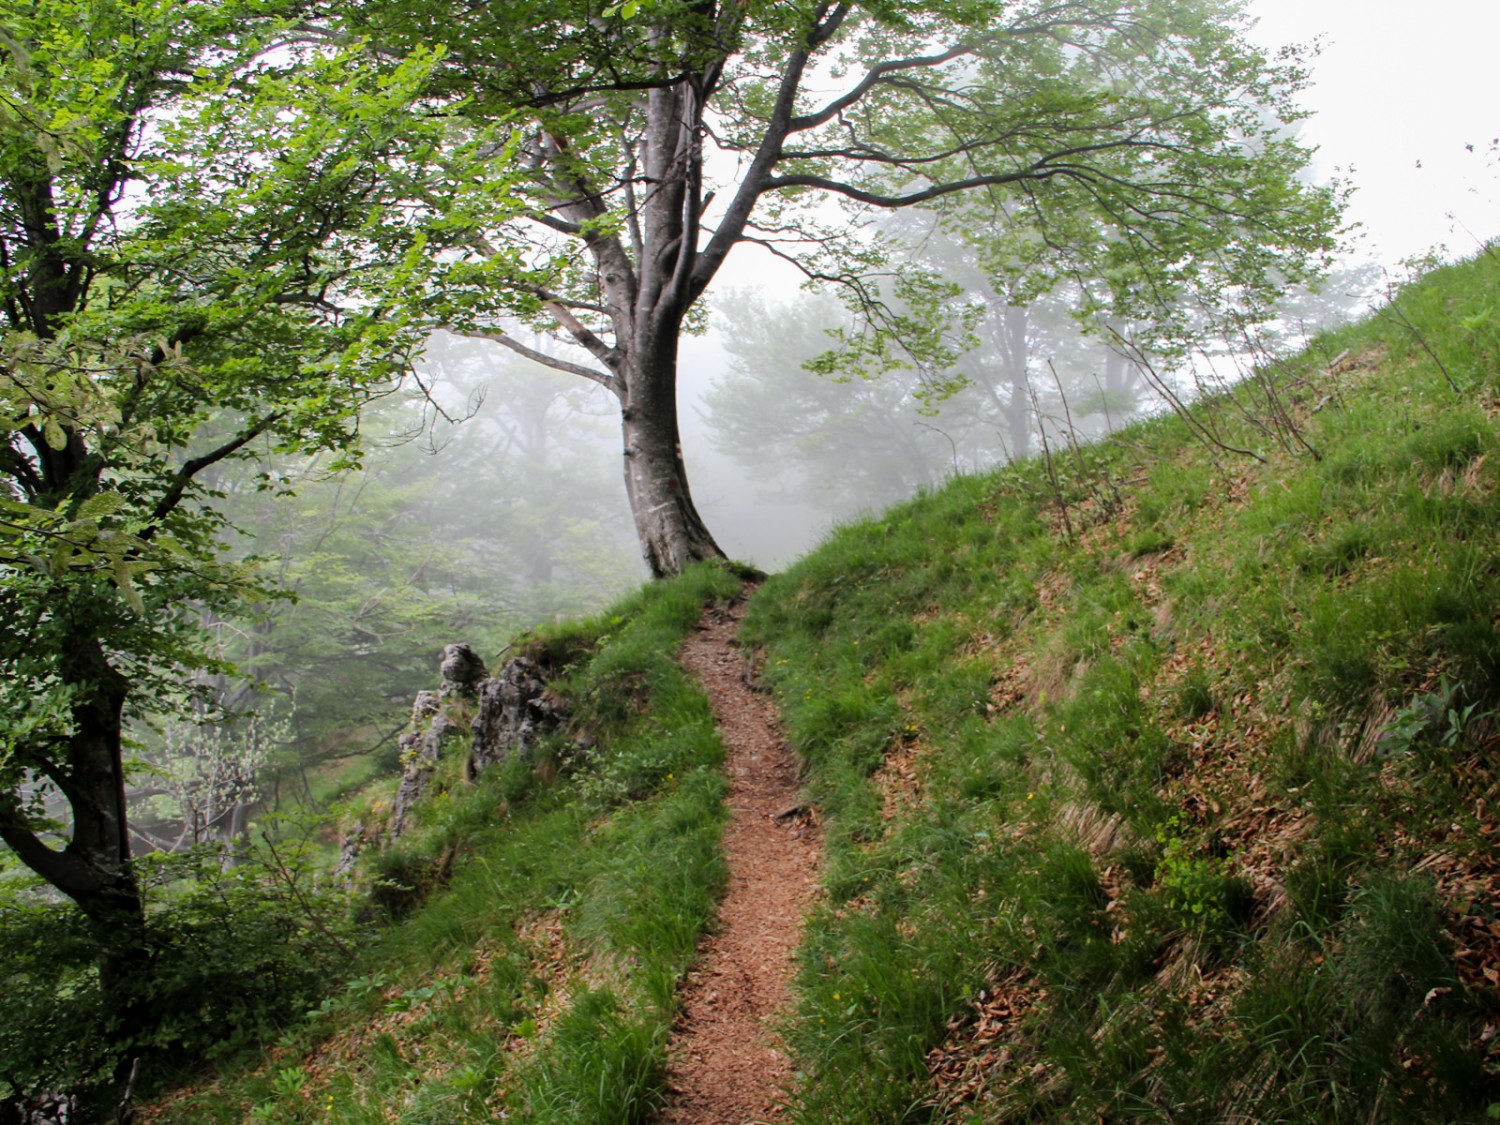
top-left (147, 250), bottom-right (1500, 1123)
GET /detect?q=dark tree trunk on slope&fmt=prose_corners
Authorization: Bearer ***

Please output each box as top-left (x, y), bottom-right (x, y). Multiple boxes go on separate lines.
top-left (618, 335), bottom-right (726, 579)
top-left (0, 632), bottom-right (150, 1033)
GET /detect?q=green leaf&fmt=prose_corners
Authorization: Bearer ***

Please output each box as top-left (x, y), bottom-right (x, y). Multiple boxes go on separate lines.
top-left (111, 558), bottom-right (144, 615)
top-left (77, 491), bottom-right (128, 520)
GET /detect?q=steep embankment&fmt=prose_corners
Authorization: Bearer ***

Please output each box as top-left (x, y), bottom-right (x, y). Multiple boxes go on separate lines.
top-left (747, 249), bottom-right (1500, 1121)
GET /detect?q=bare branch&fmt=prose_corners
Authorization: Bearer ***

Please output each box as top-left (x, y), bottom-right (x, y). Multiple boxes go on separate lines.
top-left (146, 413), bottom-right (282, 531)
top-left (545, 300), bottom-right (623, 369)
top-left (446, 328), bottom-right (621, 394)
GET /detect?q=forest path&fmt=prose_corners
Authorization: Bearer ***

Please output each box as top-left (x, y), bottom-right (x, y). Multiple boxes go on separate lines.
top-left (663, 589), bottom-right (820, 1124)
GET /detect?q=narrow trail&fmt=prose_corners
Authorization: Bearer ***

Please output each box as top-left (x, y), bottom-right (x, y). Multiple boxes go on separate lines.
top-left (664, 591), bottom-right (820, 1125)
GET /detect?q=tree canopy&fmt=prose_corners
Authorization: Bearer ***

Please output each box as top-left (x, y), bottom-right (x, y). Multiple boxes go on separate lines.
top-left (333, 0), bottom-right (1343, 574)
top-left (0, 0), bottom-right (518, 1014)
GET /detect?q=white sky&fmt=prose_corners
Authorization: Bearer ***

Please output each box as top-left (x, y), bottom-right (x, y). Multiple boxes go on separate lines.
top-left (1247, 0), bottom-right (1500, 266)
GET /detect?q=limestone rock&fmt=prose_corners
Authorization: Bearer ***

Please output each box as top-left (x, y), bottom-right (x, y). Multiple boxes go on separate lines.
top-left (470, 655), bottom-right (569, 774)
top-left (439, 643), bottom-right (486, 698)
top-left (390, 707), bottom-right (459, 838)
top-left (412, 689), bottom-right (440, 720)
top-left (334, 818), bottom-right (381, 879)
top-left (0, 1092), bottom-right (80, 1125)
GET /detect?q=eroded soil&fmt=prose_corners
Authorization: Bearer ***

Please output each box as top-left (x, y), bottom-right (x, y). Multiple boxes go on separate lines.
top-left (663, 593), bottom-right (820, 1125)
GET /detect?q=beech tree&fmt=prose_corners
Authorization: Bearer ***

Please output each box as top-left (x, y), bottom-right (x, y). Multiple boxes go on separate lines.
top-left (0, 0), bottom-right (514, 1025)
top-left (345, 0), bottom-right (1341, 576)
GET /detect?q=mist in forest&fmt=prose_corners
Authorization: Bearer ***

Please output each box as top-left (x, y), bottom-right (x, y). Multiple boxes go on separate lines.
top-left (121, 232), bottom-right (1381, 856)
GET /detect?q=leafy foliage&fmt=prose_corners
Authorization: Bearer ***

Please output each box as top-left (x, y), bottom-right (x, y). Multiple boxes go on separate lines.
top-left (0, 835), bottom-right (364, 1107)
top-left (0, 0), bottom-right (524, 1070)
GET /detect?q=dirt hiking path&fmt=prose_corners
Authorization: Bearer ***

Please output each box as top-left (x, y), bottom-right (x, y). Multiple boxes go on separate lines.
top-left (664, 592), bottom-right (820, 1124)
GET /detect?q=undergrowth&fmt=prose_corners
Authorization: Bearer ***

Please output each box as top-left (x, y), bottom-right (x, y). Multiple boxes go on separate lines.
top-left (746, 248), bottom-right (1500, 1122)
top-left (144, 562), bottom-right (741, 1124)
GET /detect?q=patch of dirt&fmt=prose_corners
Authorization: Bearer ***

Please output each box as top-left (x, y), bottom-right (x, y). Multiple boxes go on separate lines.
top-left (874, 733), bottom-right (926, 822)
top-left (663, 591), bottom-right (821, 1124)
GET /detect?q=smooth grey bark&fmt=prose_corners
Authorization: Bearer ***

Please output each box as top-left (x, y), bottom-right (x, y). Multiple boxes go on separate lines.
top-left (618, 336), bottom-right (725, 578)
top-left (479, 13), bottom-right (835, 576)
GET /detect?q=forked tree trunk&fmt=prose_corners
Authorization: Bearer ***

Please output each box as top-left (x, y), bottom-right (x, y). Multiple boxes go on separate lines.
top-left (618, 334), bottom-right (727, 578)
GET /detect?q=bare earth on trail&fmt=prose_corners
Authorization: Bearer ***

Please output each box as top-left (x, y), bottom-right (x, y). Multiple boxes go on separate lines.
top-left (664, 592), bottom-right (820, 1125)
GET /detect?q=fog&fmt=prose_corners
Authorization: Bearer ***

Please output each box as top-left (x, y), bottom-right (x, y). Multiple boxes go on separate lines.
top-left (131, 0), bottom-right (1500, 838)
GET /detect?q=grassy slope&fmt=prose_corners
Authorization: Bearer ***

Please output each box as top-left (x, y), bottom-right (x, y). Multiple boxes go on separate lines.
top-left (746, 249), bottom-right (1500, 1122)
top-left (146, 563), bottom-right (742, 1125)
top-left (150, 251), bottom-right (1500, 1124)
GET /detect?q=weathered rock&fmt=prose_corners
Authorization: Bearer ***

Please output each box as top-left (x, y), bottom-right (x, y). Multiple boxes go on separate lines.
top-left (470, 655), bottom-right (569, 774)
top-left (390, 711), bottom-right (458, 837)
top-left (381, 642), bottom-right (565, 844)
top-left (412, 689), bottom-right (440, 720)
top-left (334, 818), bottom-right (381, 879)
top-left (0, 1093), bottom-right (80, 1125)
top-left (439, 643), bottom-right (487, 698)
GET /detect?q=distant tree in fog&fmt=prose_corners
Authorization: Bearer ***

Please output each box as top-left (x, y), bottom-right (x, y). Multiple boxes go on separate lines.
top-left (704, 291), bottom-right (952, 512)
top-left (202, 339), bottom-right (637, 764)
top-left (703, 278), bottom-right (1145, 518)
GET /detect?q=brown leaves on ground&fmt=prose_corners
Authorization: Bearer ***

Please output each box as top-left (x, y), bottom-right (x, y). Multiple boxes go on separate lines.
top-left (926, 970), bottom-right (1048, 1116)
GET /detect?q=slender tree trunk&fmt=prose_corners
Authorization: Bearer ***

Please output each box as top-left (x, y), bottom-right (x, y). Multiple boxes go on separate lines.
top-left (511, 397), bottom-right (557, 585)
top-left (618, 332), bottom-right (726, 578)
top-left (1005, 306), bottom-right (1031, 461)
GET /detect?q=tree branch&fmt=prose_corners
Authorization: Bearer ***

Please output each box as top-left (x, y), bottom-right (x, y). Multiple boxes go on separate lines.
top-left (691, 6), bottom-right (850, 298)
top-left (787, 42), bottom-right (975, 133)
top-left (446, 328), bottom-right (621, 394)
top-left (146, 413), bottom-right (282, 531)
top-left (544, 301), bottom-right (623, 369)
top-left (765, 168), bottom-right (1043, 208)
top-left (0, 796), bottom-right (101, 901)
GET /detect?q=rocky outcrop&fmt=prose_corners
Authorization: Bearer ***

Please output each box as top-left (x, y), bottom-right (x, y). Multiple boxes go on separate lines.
top-left (341, 641), bottom-right (571, 865)
top-left (0, 1092), bottom-right (80, 1125)
top-left (389, 690), bottom-right (462, 839)
top-left (470, 655), bottom-right (569, 774)
top-left (438, 643), bottom-right (486, 698)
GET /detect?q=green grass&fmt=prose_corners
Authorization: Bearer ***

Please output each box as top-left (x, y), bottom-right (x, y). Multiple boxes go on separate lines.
top-left (144, 250), bottom-right (1500, 1123)
top-left (145, 562), bottom-right (741, 1124)
top-left (746, 247), bottom-right (1500, 1122)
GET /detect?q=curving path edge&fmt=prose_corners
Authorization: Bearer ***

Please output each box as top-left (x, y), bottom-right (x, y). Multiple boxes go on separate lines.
top-left (662, 591), bottom-right (820, 1125)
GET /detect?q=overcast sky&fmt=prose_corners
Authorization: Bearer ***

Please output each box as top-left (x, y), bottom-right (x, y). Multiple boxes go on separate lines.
top-left (1247, 1), bottom-right (1500, 267)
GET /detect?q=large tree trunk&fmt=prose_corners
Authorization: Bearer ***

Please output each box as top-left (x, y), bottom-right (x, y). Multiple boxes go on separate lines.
top-left (618, 333), bottom-right (726, 578)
